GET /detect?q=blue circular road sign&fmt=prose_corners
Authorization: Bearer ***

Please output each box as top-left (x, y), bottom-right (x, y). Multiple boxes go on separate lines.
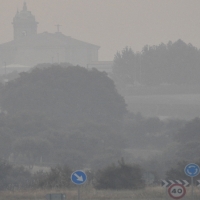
top-left (71, 170), bottom-right (87, 185)
top-left (184, 163), bottom-right (200, 177)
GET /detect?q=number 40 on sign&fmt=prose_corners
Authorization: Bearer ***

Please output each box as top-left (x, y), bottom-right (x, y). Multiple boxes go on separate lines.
top-left (168, 184), bottom-right (186, 199)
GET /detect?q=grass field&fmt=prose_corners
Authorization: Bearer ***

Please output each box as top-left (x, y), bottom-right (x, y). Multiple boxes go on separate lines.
top-left (1, 186), bottom-right (200, 200)
top-left (125, 94), bottom-right (200, 120)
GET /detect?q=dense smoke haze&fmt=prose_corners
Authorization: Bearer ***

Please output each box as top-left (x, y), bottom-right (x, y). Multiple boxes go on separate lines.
top-left (1, 0), bottom-right (200, 197)
top-left (0, 0), bottom-right (200, 60)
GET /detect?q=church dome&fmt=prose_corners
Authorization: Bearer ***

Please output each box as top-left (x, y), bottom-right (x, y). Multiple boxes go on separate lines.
top-left (12, 2), bottom-right (38, 40)
top-left (13, 2), bottom-right (37, 23)
top-left (13, 2), bottom-right (35, 22)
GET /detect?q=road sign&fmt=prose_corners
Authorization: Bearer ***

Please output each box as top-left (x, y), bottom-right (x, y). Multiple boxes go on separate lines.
top-left (168, 184), bottom-right (186, 199)
top-left (196, 180), bottom-right (200, 186)
top-left (161, 180), bottom-right (190, 187)
top-left (184, 163), bottom-right (200, 177)
top-left (71, 170), bottom-right (87, 185)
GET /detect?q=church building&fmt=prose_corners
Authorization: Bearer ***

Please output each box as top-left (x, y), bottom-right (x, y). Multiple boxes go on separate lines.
top-left (0, 2), bottom-right (100, 68)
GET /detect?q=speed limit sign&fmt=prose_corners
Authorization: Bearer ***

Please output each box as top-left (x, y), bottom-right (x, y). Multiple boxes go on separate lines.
top-left (168, 184), bottom-right (186, 199)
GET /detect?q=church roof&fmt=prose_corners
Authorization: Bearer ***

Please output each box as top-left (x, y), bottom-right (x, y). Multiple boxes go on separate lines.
top-left (0, 32), bottom-right (100, 49)
top-left (13, 2), bottom-right (37, 24)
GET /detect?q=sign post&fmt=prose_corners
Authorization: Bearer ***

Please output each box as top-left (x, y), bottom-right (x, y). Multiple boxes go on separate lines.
top-left (184, 163), bottom-right (200, 200)
top-left (71, 170), bottom-right (87, 200)
top-left (161, 180), bottom-right (189, 200)
top-left (161, 180), bottom-right (190, 187)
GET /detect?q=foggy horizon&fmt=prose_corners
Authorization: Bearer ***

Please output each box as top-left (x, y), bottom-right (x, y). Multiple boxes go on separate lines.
top-left (1, 0), bottom-right (200, 61)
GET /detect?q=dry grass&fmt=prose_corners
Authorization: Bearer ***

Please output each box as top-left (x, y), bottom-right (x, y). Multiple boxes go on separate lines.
top-left (0, 188), bottom-right (75, 200)
top-left (1, 186), bottom-right (200, 200)
top-left (0, 186), bottom-right (165, 200)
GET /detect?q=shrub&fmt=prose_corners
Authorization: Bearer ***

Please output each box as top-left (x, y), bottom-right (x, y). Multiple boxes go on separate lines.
top-left (93, 158), bottom-right (145, 190)
top-left (0, 159), bottom-right (32, 191)
top-left (32, 165), bottom-right (72, 189)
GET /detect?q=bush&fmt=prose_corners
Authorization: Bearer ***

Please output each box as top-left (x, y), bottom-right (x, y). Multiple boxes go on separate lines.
top-left (93, 158), bottom-right (145, 190)
top-left (0, 160), bottom-right (32, 191)
top-left (165, 161), bottom-right (200, 181)
top-left (32, 165), bottom-right (72, 189)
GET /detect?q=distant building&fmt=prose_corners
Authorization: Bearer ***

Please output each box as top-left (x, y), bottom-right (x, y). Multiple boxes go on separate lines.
top-left (0, 2), bottom-right (100, 68)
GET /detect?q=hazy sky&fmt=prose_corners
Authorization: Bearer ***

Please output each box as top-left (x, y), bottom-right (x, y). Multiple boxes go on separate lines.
top-left (0, 0), bottom-right (200, 60)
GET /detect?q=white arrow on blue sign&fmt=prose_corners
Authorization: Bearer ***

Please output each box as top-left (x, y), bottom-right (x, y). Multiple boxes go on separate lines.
top-left (184, 163), bottom-right (200, 177)
top-left (71, 170), bottom-right (87, 185)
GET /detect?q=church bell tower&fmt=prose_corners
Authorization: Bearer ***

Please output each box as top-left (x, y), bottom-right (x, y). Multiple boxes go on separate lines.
top-left (12, 2), bottom-right (38, 40)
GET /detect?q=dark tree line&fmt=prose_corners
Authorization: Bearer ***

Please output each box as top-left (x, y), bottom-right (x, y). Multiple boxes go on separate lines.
top-left (0, 158), bottom-right (145, 191)
top-left (171, 117), bottom-right (200, 162)
top-left (0, 64), bottom-right (127, 168)
top-left (113, 40), bottom-right (200, 86)
top-left (1, 64), bottom-right (127, 125)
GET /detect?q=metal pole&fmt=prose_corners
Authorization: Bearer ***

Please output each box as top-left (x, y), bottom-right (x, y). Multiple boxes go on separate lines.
top-left (78, 186), bottom-right (81, 200)
top-left (191, 177), bottom-right (194, 200)
top-left (165, 187), bottom-right (168, 200)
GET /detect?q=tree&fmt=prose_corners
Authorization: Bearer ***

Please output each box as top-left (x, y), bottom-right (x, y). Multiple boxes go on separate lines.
top-left (175, 141), bottom-right (200, 161)
top-left (169, 117), bottom-right (200, 161)
top-left (113, 47), bottom-right (137, 85)
top-left (0, 64), bottom-right (127, 126)
top-left (0, 64), bottom-right (127, 167)
top-left (93, 158), bottom-right (145, 190)
top-left (50, 121), bottom-right (127, 169)
top-left (0, 159), bottom-right (32, 191)
top-left (113, 40), bottom-right (200, 86)
top-left (165, 161), bottom-right (189, 180)
top-left (174, 117), bottom-right (200, 144)
top-left (165, 161), bottom-right (200, 181)
top-left (32, 165), bottom-right (72, 189)
top-left (13, 137), bottom-right (51, 167)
